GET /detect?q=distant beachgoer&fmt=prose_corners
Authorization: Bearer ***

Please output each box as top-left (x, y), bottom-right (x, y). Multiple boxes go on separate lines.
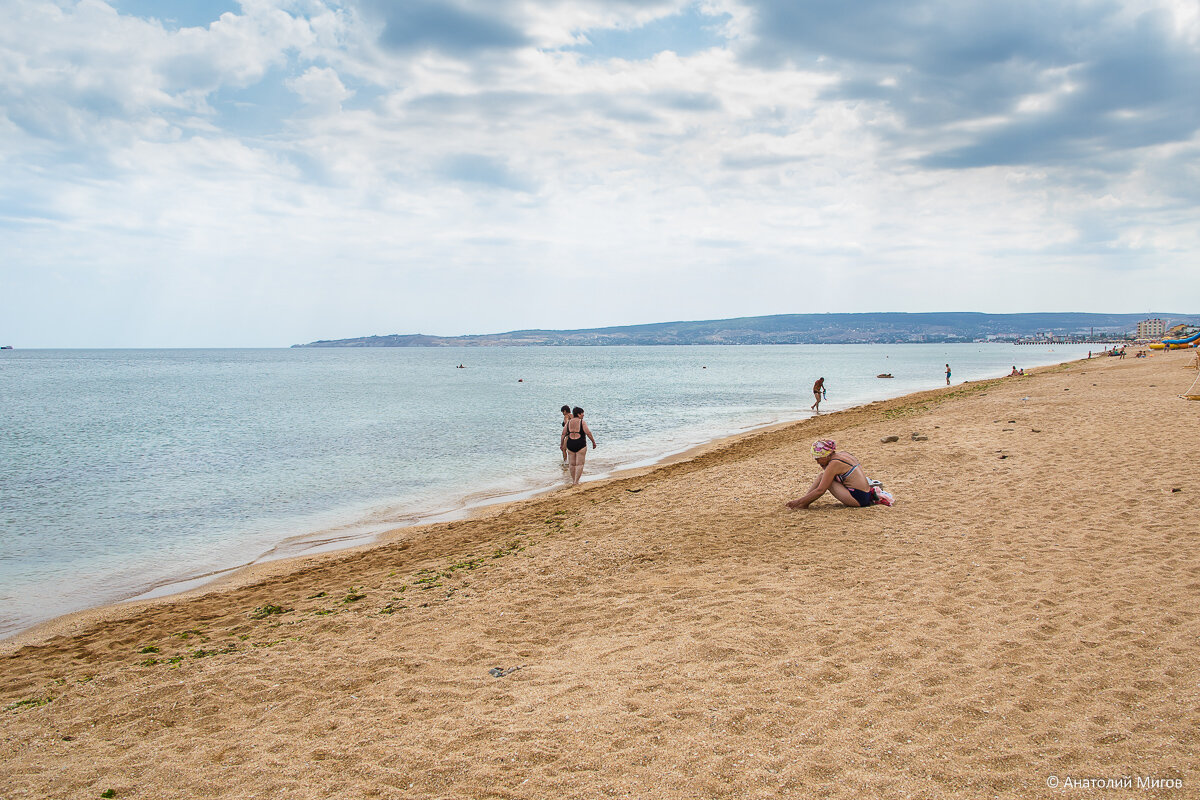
top-left (1010, 366), bottom-right (1020, 376)
top-left (560, 405), bottom-right (572, 465)
top-left (811, 377), bottom-right (825, 411)
top-left (786, 439), bottom-right (892, 509)
top-left (561, 406), bottom-right (596, 485)
top-left (945, 363), bottom-right (951, 385)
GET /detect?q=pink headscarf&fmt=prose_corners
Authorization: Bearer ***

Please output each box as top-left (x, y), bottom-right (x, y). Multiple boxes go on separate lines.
top-left (811, 439), bottom-right (837, 459)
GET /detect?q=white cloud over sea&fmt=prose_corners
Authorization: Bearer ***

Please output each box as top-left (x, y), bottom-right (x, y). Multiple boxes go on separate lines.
top-left (2, 0), bottom-right (1198, 346)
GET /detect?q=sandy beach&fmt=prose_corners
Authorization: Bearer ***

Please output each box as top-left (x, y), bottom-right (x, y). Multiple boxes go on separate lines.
top-left (2, 351), bottom-right (1197, 799)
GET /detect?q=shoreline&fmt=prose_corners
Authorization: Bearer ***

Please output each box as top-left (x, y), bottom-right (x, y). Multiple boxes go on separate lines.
top-left (3, 349), bottom-right (1197, 799)
top-left (1, 355), bottom-right (1087, 652)
top-left (3, 409), bottom-right (809, 644)
top-left (0, 399), bottom-right (807, 652)
top-left (1, 353), bottom-right (1095, 649)
top-left (1, 343), bottom-right (1092, 642)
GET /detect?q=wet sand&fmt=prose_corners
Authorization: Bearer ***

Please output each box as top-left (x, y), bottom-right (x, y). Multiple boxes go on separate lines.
top-left (2, 350), bottom-right (1197, 799)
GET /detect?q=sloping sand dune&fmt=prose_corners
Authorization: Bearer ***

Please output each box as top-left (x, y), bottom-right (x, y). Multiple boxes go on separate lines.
top-left (2, 351), bottom-right (1197, 799)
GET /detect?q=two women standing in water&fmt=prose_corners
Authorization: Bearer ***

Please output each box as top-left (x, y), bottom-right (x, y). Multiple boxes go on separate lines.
top-left (560, 405), bottom-right (596, 485)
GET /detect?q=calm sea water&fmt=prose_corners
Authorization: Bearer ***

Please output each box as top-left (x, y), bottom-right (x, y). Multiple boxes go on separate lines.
top-left (0, 343), bottom-right (1090, 636)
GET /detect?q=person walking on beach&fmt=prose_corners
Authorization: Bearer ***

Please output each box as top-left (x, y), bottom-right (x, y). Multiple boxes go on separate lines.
top-left (560, 405), bottom-right (573, 465)
top-left (561, 406), bottom-right (596, 485)
top-left (786, 439), bottom-right (892, 509)
top-left (945, 363), bottom-right (951, 385)
top-left (811, 377), bottom-right (825, 411)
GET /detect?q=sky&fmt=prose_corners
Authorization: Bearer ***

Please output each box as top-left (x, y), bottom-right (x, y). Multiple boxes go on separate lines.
top-left (2, 0), bottom-right (1199, 347)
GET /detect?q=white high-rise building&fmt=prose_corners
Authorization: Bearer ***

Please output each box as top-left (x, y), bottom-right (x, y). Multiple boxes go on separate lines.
top-left (1137, 318), bottom-right (1165, 339)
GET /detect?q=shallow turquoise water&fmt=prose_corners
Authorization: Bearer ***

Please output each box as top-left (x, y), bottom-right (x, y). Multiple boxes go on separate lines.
top-left (0, 343), bottom-right (1090, 636)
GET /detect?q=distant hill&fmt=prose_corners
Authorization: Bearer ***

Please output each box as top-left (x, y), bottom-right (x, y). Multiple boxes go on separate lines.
top-left (293, 312), bottom-right (1199, 347)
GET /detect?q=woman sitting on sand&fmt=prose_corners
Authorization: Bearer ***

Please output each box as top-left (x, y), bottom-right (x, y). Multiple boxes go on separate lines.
top-left (786, 439), bottom-right (892, 509)
top-left (561, 406), bottom-right (597, 485)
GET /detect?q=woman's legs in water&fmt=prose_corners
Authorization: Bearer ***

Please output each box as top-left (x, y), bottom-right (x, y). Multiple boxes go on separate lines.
top-left (567, 447), bottom-right (587, 484)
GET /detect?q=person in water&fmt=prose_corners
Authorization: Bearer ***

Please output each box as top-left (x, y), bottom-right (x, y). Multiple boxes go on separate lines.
top-left (786, 439), bottom-right (891, 509)
top-left (811, 377), bottom-right (825, 411)
top-left (560, 405), bottom-right (573, 465)
top-left (561, 406), bottom-right (597, 485)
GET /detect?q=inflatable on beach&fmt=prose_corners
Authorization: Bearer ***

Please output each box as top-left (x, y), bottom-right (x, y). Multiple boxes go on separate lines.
top-left (1150, 329), bottom-right (1200, 350)
top-left (1168, 330), bottom-right (1200, 347)
top-left (1165, 330), bottom-right (1200, 345)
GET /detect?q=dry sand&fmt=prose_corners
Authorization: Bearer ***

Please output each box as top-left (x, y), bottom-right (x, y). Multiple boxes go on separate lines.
top-left (2, 351), bottom-right (1198, 799)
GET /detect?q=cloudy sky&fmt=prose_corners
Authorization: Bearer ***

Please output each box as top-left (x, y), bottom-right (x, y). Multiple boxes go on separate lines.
top-left (3, 0), bottom-right (1199, 346)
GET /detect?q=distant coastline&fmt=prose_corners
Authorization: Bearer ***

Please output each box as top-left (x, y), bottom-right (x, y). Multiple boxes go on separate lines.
top-left (293, 311), bottom-right (1199, 348)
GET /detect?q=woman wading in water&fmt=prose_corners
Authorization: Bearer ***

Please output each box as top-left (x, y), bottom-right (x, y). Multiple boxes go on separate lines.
top-left (560, 404), bottom-right (573, 465)
top-left (561, 406), bottom-right (596, 485)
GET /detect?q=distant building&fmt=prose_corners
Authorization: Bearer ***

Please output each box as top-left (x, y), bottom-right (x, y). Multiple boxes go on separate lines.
top-left (1137, 318), bottom-right (1165, 339)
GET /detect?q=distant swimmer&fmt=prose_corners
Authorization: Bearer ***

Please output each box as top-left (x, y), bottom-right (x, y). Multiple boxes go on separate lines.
top-left (561, 406), bottom-right (597, 486)
top-left (560, 405), bottom-right (572, 465)
top-left (811, 377), bottom-right (825, 411)
top-left (945, 363), bottom-right (951, 385)
top-left (786, 439), bottom-right (893, 509)
top-left (456, 364), bottom-right (465, 368)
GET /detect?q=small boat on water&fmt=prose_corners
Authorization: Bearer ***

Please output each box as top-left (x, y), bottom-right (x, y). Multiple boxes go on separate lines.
top-left (876, 373), bottom-right (893, 378)
top-left (1, 345), bottom-right (13, 350)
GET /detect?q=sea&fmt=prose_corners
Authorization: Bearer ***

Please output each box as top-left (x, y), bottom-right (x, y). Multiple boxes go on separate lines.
top-left (0, 343), bottom-right (1092, 637)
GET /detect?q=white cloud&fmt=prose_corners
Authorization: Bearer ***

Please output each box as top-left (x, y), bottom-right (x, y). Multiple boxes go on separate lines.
top-left (1, 0), bottom-right (1197, 347)
top-left (286, 65), bottom-right (353, 108)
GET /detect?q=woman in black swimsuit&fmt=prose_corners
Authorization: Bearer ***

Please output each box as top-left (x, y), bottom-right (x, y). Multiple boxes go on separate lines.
top-left (560, 405), bottom-right (572, 465)
top-left (561, 406), bottom-right (596, 485)
top-left (786, 439), bottom-right (892, 509)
